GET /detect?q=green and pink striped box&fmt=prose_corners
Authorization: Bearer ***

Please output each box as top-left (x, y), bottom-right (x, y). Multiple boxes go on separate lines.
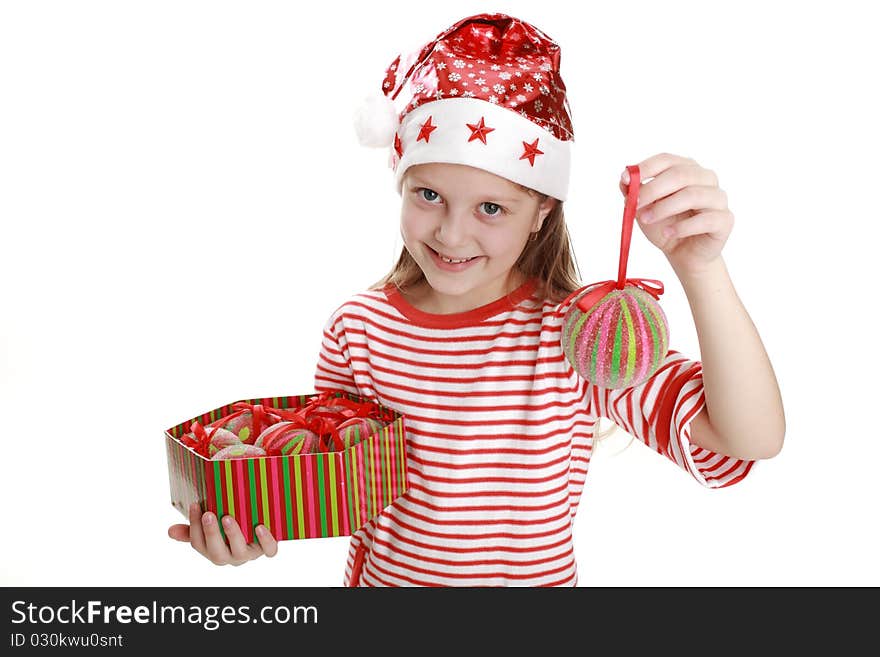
top-left (165, 392), bottom-right (408, 543)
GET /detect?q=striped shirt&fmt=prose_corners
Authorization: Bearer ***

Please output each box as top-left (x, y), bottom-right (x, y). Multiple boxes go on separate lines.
top-left (314, 277), bottom-right (755, 586)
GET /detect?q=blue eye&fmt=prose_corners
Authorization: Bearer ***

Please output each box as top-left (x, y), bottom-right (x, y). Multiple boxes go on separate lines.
top-left (419, 188), bottom-right (440, 202)
top-left (481, 202), bottom-right (502, 216)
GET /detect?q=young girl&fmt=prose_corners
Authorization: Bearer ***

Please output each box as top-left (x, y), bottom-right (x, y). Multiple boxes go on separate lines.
top-left (169, 12), bottom-right (785, 586)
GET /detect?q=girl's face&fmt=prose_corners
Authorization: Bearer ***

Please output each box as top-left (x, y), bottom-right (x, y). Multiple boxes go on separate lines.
top-left (400, 163), bottom-right (555, 314)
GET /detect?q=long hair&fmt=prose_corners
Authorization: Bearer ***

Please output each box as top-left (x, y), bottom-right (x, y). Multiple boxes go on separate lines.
top-left (368, 183), bottom-right (618, 443)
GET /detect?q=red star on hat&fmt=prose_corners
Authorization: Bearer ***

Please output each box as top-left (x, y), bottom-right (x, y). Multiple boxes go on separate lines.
top-left (394, 133), bottom-right (403, 158)
top-left (417, 116), bottom-right (438, 143)
top-left (466, 117), bottom-right (494, 144)
top-left (520, 138), bottom-right (544, 166)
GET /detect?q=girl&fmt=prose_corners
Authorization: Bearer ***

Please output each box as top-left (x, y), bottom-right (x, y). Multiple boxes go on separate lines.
top-left (169, 12), bottom-right (785, 585)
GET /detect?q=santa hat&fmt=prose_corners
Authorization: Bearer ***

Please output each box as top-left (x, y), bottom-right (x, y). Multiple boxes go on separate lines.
top-left (353, 13), bottom-right (574, 202)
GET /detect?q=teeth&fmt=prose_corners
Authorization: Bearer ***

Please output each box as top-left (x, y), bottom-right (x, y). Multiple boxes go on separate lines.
top-left (439, 253), bottom-right (475, 264)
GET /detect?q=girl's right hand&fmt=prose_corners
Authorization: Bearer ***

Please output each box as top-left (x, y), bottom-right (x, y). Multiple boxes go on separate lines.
top-left (167, 502), bottom-right (278, 566)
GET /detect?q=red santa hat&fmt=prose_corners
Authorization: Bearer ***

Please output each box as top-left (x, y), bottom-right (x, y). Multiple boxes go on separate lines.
top-left (353, 13), bottom-right (574, 202)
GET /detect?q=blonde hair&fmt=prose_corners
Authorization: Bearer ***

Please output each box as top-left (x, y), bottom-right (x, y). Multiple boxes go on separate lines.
top-left (369, 179), bottom-right (618, 444)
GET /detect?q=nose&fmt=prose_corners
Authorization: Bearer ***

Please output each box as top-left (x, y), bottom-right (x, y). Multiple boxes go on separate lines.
top-left (435, 207), bottom-right (472, 249)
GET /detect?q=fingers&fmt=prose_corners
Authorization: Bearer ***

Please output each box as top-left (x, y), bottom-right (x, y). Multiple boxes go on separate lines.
top-left (636, 165), bottom-right (717, 211)
top-left (663, 209), bottom-right (733, 242)
top-left (167, 524), bottom-right (191, 542)
top-left (223, 519), bottom-right (279, 562)
top-left (630, 153), bottom-right (696, 182)
top-left (254, 525), bottom-right (279, 558)
top-left (178, 502), bottom-right (275, 566)
top-left (222, 516), bottom-right (257, 565)
top-left (201, 511), bottom-right (234, 566)
top-left (639, 186), bottom-right (728, 225)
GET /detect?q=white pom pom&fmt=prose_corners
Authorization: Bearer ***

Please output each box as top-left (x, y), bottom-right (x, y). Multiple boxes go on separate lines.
top-left (353, 93), bottom-right (399, 148)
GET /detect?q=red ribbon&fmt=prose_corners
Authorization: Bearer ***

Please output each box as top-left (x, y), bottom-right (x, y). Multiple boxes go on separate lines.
top-left (210, 402), bottom-right (280, 441)
top-left (559, 277), bottom-right (665, 316)
top-left (300, 392), bottom-right (393, 424)
top-left (187, 392), bottom-right (396, 456)
top-left (183, 420), bottom-right (212, 457)
top-left (262, 398), bottom-right (347, 452)
top-left (556, 165), bottom-right (665, 317)
top-left (301, 393), bottom-right (398, 451)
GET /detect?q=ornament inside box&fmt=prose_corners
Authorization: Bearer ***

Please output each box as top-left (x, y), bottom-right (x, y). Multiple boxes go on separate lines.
top-left (178, 391), bottom-right (390, 460)
top-left (164, 391), bottom-right (409, 542)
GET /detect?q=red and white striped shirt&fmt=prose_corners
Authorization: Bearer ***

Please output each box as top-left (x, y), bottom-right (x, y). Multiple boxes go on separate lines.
top-left (314, 277), bottom-right (755, 586)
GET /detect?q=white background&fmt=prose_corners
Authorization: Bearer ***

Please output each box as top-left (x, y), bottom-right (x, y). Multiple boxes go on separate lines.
top-left (2, 0), bottom-right (877, 587)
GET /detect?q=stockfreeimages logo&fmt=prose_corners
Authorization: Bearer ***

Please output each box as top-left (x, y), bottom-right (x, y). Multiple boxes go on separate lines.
top-left (10, 599), bottom-right (318, 632)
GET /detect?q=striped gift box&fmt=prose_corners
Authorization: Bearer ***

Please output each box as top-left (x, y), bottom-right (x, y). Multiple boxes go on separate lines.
top-left (165, 392), bottom-right (408, 543)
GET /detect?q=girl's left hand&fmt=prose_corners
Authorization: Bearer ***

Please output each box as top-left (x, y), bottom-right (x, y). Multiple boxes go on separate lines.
top-left (619, 152), bottom-right (733, 277)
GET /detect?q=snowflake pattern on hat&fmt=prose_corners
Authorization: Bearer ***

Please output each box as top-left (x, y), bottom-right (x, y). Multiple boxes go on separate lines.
top-left (384, 14), bottom-right (573, 142)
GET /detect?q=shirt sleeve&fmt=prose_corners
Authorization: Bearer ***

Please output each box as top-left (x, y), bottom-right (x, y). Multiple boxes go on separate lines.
top-left (588, 349), bottom-right (756, 488)
top-left (313, 304), bottom-right (361, 396)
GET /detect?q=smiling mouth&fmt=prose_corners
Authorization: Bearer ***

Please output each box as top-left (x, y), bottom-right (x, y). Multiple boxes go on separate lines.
top-left (429, 246), bottom-right (480, 263)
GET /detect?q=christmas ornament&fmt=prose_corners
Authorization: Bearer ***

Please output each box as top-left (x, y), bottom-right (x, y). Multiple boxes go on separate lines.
top-left (558, 165), bottom-right (668, 389)
top-left (181, 423), bottom-right (242, 458)
top-left (206, 402), bottom-right (279, 444)
top-left (254, 422), bottom-right (321, 457)
top-left (336, 416), bottom-right (385, 449)
top-left (206, 427), bottom-right (241, 457)
top-left (355, 13), bottom-right (574, 201)
top-left (180, 391), bottom-right (398, 459)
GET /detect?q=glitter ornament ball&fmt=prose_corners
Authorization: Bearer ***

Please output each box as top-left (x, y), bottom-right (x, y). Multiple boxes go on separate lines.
top-left (216, 411), bottom-right (257, 443)
top-left (336, 417), bottom-right (385, 449)
top-left (208, 406), bottom-right (279, 444)
top-left (558, 164), bottom-right (669, 390)
top-left (562, 283), bottom-right (668, 390)
top-left (206, 427), bottom-right (242, 457)
top-left (254, 422), bottom-right (321, 456)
